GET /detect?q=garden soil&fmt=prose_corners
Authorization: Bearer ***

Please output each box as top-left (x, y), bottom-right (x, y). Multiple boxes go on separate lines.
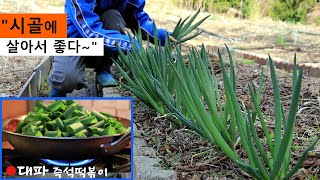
top-left (0, 1), bottom-right (319, 179)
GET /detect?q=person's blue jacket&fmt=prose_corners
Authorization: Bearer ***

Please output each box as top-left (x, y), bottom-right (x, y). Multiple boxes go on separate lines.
top-left (66, 0), bottom-right (169, 53)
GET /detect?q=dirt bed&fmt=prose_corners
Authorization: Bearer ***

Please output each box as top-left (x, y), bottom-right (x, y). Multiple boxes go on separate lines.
top-left (122, 58), bottom-right (320, 179)
top-left (145, 0), bottom-right (320, 66)
top-left (1, 0), bottom-right (319, 97)
top-left (0, 56), bottom-right (43, 96)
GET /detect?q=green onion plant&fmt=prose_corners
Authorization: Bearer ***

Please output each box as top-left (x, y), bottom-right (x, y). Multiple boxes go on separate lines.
top-left (171, 9), bottom-right (210, 44)
top-left (115, 22), bottom-right (319, 179)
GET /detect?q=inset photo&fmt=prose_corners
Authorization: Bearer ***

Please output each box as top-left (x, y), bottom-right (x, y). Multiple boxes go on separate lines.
top-left (2, 99), bottom-right (133, 179)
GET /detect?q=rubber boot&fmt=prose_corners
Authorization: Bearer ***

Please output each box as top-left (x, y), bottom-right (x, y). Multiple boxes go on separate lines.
top-left (96, 71), bottom-right (119, 87)
top-left (49, 88), bottom-right (67, 97)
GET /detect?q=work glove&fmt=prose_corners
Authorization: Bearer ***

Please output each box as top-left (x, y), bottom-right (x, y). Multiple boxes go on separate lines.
top-left (169, 35), bottom-right (177, 43)
top-left (101, 10), bottom-right (127, 35)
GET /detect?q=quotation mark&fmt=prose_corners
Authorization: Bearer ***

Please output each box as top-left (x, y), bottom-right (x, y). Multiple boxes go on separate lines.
top-left (1, 19), bottom-right (8, 24)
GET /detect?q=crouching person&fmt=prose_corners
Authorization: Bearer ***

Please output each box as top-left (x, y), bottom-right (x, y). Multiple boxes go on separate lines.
top-left (48, 0), bottom-right (173, 97)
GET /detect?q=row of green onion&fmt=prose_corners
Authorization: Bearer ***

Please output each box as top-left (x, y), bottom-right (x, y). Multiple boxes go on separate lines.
top-left (115, 11), bottom-right (319, 179)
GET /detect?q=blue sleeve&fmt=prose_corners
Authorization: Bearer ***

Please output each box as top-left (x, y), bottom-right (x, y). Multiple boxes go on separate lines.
top-left (66, 0), bottom-right (138, 53)
top-left (128, 0), bottom-right (170, 45)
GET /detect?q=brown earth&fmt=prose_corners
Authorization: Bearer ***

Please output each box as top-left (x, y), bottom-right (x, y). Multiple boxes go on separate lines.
top-left (0, 0), bottom-right (64, 13)
top-left (1, 0), bottom-right (319, 97)
top-left (0, 0), bottom-right (63, 97)
top-left (0, 0), bottom-right (318, 179)
top-left (0, 56), bottom-right (43, 97)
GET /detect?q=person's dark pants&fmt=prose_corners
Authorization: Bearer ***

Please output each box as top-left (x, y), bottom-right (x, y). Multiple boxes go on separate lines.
top-left (48, 9), bottom-right (126, 93)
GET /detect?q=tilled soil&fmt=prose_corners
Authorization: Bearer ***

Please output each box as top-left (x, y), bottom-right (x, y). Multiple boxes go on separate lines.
top-left (0, 0), bottom-right (63, 97)
top-left (123, 58), bottom-right (320, 179)
top-left (0, 56), bottom-right (43, 97)
top-left (2, 0), bottom-right (319, 97)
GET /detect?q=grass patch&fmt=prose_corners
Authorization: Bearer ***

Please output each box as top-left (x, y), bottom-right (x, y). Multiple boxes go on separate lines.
top-left (238, 59), bottom-right (256, 65)
top-left (38, 78), bottom-right (50, 97)
top-left (275, 35), bottom-right (288, 46)
top-left (208, 15), bottom-right (221, 21)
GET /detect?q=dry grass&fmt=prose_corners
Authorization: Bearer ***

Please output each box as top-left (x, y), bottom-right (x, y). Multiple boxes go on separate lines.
top-left (0, 0), bottom-right (63, 96)
top-left (145, 0), bottom-right (320, 65)
top-left (0, 0), bottom-right (64, 13)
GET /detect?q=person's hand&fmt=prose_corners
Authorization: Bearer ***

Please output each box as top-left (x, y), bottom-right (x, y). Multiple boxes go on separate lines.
top-left (168, 35), bottom-right (178, 63)
top-left (169, 35), bottom-right (177, 43)
top-left (169, 35), bottom-right (177, 49)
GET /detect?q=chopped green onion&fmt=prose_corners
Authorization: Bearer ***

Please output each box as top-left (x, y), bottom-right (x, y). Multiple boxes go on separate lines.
top-left (63, 117), bottom-right (80, 126)
top-left (22, 131), bottom-right (43, 137)
top-left (80, 116), bottom-right (98, 126)
top-left (66, 122), bottom-right (84, 135)
top-left (44, 130), bottom-right (62, 137)
top-left (88, 120), bottom-right (105, 129)
top-left (101, 126), bottom-right (117, 136)
top-left (47, 100), bottom-right (65, 112)
top-left (16, 100), bottom-right (129, 138)
top-left (55, 118), bottom-right (65, 131)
